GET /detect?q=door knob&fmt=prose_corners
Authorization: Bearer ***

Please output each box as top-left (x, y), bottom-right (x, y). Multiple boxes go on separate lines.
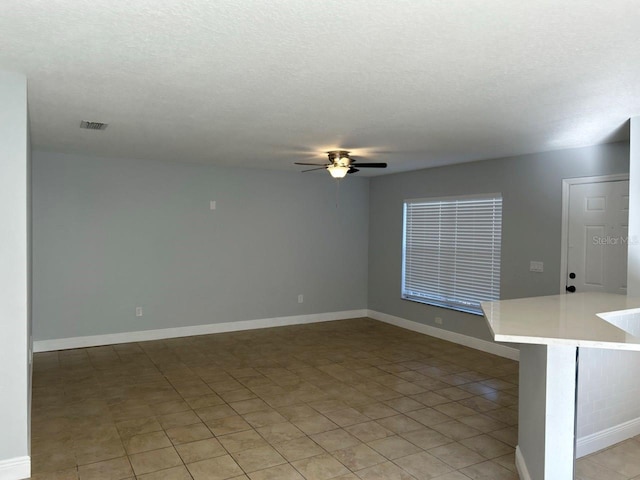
top-left (569, 272), bottom-right (576, 279)
top-left (566, 285), bottom-right (576, 293)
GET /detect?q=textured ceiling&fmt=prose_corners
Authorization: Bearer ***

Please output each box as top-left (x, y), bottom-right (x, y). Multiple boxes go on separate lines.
top-left (1, 1), bottom-right (639, 175)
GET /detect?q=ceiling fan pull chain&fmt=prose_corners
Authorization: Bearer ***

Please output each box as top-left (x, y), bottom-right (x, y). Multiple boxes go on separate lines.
top-left (335, 178), bottom-right (341, 208)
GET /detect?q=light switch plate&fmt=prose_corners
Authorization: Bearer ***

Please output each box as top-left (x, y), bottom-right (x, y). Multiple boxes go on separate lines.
top-left (530, 261), bottom-right (544, 273)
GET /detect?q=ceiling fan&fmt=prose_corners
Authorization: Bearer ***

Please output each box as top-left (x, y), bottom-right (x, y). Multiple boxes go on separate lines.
top-left (295, 150), bottom-right (387, 178)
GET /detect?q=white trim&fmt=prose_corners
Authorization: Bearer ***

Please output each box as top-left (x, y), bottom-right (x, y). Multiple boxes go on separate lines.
top-left (515, 446), bottom-right (532, 480)
top-left (0, 456), bottom-right (30, 480)
top-left (367, 310), bottom-right (520, 361)
top-left (33, 310), bottom-right (368, 352)
top-left (404, 192), bottom-right (503, 203)
top-left (560, 173), bottom-right (629, 294)
top-left (576, 416), bottom-right (640, 458)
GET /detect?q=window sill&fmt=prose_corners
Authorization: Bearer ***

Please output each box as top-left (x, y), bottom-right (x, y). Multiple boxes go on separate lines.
top-left (401, 295), bottom-right (485, 316)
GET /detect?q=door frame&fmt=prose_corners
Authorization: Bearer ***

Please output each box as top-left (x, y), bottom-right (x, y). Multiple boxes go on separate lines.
top-left (560, 173), bottom-right (629, 294)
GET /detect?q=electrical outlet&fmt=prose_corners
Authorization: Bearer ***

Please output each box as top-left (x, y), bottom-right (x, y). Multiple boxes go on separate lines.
top-left (435, 317), bottom-right (443, 325)
top-left (298, 294), bottom-right (304, 304)
top-left (210, 200), bottom-right (216, 210)
top-left (135, 307), bottom-right (143, 317)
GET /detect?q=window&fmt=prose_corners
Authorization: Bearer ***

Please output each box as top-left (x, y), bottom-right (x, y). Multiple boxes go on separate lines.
top-left (402, 193), bottom-right (502, 315)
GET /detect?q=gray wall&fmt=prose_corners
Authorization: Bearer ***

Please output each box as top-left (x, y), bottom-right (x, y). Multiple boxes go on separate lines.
top-left (32, 151), bottom-right (369, 341)
top-left (368, 142), bottom-right (630, 341)
top-left (575, 117), bottom-right (640, 444)
top-left (32, 141), bottom-right (631, 346)
top-left (0, 71), bottom-right (31, 472)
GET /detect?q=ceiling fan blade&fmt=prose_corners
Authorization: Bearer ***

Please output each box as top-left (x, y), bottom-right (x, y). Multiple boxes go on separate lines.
top-left (347, 167), bottom-right (360, 174)
top-left (301, 167), bottom-right (328, 172)
top-left (351, 162), bottom-right (387, 168)
top-left (295, 162), bottom-right (329, 166)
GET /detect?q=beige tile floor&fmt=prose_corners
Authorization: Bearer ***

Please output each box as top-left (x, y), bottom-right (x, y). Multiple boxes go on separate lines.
top-left (29, 318), bottom-right (639, 479)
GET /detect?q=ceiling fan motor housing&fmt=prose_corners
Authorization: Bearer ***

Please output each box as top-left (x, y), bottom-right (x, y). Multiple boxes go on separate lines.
top-left (327, 150), bottom-right (350, 165)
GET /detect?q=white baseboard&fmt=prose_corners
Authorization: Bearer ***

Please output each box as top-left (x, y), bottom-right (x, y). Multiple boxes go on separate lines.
top-left (0, 456), bottom-right (30, 480)
top-left (577, 416), bottom-right (640, 458)
top-left (33, 309), bottom-right (368, 352)
top-left (367, 310), bottom-right (520, 361)
top-left (33, 309), bottom-right (520, 360)
top-left (515, 418), bottom-right (640, 478)
top-left (515, 446), bottom-right (531, 480)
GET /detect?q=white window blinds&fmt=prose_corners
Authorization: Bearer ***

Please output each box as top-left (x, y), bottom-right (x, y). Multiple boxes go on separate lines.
top-left (402, 193), bottom-right (502, 315)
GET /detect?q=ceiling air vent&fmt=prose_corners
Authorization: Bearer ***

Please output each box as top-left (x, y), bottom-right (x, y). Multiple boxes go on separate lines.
top-left (80, 120), bottom-right (108, 131)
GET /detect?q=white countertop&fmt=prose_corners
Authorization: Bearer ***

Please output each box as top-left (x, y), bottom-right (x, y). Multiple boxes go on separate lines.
top-left (481, 292), bottom-right (640, 350)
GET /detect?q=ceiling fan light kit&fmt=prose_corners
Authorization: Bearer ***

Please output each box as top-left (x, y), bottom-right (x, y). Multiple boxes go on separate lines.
top-left (295, 150), bottom-right (387, 179)
top-left (328, 164), bottom-right (349, 178)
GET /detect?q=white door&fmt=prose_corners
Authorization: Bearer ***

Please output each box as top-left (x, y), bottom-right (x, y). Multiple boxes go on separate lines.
top-left (566, 180), bottom-right (629, 294)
